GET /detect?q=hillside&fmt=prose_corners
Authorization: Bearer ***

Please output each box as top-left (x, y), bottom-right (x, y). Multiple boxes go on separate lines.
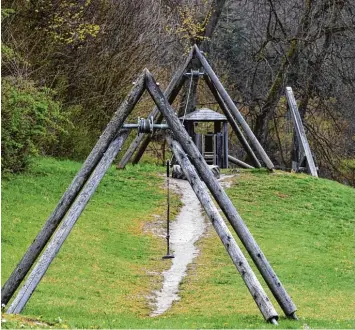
top-left (2, 157), bottom-right (355, 328)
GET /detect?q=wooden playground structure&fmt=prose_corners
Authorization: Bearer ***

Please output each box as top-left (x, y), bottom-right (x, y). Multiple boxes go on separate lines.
top-left (1, 45), bottom-right (320, 324)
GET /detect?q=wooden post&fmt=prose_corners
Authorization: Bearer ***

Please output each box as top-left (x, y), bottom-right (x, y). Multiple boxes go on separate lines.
top-left (285, 87), bottom-right (318, 177)
top-left (203, 75), bottom-right (261, 168)
top-left (145, 70), bottom-right (297, 319)
top-left (223, 122), bottom-right (229, 168)
top-left (194, 45), bottom-right (274, 170)
top-left (117, 49), bottom-right (194, 169)
top-left (167, 136), bottom-right (278, 323)
top-left (228, 155), bottom-right (255, 169)
top-left (1, 72), bottom-right (146, 306)
top-left (6, 130), bottom-right (130, 314)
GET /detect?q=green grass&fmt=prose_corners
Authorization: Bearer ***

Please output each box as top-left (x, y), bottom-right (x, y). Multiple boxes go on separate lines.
top-left (2, 158), bottom-right (355, 328)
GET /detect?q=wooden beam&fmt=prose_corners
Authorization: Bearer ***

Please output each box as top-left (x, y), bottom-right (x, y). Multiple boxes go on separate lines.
top-left (167, 136), bottom-right (278, 323)
top-left (228, 155), bottom-right (255, 169)
top-left (285, 87), bottom-right (318, 177)
top-left (203, 75), bottom-right (261, 168)
top-left (117, 48), bottom-right (194, 169)
top-left (223, 122), bottom-right (229, 168)
top-left (145, 70), bottom-right (297, 319)
top-left (194, 45), bottom-right (274, 170)
top-left (6, 130), bottom-right (130, 314)
top-left (1, 72), bottom-right (146, 306)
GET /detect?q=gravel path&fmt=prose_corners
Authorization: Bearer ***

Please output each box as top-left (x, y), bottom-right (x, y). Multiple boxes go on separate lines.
top-left (150, 178), bottom-right (207, 316)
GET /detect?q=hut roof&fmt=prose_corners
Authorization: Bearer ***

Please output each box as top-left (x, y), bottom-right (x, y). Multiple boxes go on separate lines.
top-left (180, 108), bottom-right (227, 122)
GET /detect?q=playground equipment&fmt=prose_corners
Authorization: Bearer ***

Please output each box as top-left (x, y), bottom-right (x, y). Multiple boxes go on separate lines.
top-left (3, 46), bottom-right (298, 324)
top-left (286, 87), bottom-right (318, 177)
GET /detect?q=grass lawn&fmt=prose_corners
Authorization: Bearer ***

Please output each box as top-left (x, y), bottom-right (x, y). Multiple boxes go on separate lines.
top-left (2, 157), bottom-right (355, 328)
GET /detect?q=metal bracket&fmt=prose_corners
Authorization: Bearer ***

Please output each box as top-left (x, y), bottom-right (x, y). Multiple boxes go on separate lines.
top-left (122, 116), bottom-right (169, 135)
top-left (184, 69), bottom-right (205, 77)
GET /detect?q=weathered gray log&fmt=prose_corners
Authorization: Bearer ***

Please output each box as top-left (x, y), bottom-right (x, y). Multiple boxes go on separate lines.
top-left (193, 45), bottom-right (274, 170)
top-left (285, 87), bottom-right (318, 177)
top-left (117, 49), bottom-right (194, 169)
top-left (172, 164), bottom-right (220, 180)
top-left (228, 155), bottom-right (255, 169)
top-left (6, 130), bottom-right (130, 314)
top-left (145, 70), bottom-right (297, 319)
top-left (167, 136), bottom-right (278, 323)
top-left (203, 75), bottom-right (261, 168)
top-left (1, 72), bottom-right (145, 306)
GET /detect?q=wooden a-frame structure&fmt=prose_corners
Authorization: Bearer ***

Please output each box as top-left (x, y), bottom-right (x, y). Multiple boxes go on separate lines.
top-left (118, 45), bottom-right (274, 170)
top-left (3, 48), bottom-right (298, 324)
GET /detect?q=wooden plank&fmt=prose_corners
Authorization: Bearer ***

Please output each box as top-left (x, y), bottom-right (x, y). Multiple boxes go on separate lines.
top-left (194, 45), bottom-right (274, 170)
top-left (145, 70), bottom-right (297, 319)
top-left (6, 130), bottom-right (130, 314)
top-left (1, 72), bottom-right (146, 306)
top-left (167, 136), bottom-right (279, 324)
top-left (228, 155), bottom-right (255, 169)
top-left (203, 75), bottom-right (261, 168)
top-left (285, 87), bottom-right (318, 177)
top-left (216, 133), bottom-right (223, 167)
top-left (117, 48), bottom-right (194, 168)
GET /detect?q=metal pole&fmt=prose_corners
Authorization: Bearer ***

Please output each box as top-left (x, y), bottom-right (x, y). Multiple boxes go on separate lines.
top-left (163, 160), bottom-right (174, 259)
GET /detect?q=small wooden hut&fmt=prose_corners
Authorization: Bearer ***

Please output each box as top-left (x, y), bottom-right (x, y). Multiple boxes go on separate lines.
top-left (180, 108), bottom-right (228, 168)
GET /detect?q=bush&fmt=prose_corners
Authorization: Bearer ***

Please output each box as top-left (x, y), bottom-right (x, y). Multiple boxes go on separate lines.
top-left (1, 77), bottom-right (69, 174)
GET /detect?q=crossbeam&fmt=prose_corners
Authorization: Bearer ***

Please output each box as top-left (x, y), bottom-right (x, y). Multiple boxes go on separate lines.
top-left (145, 70), bottom-right (297, 319)
top-left (4, 67), bottom-right (297, 324)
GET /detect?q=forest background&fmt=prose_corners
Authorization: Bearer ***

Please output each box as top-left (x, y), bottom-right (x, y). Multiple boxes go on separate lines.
top-left (2, 0), bottom-right (355, 186)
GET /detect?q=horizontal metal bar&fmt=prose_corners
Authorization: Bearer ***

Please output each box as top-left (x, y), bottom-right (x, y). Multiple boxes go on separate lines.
top-left (184, 72), bottom-right (205, 77)
top-left (122, 124), bottom-right (169, 129)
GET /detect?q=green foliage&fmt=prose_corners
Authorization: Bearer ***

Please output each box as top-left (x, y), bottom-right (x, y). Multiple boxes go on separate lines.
top-left (33, 0), bottom-right (100, 46)
top-left (1, 77), bottom-right (70, 174)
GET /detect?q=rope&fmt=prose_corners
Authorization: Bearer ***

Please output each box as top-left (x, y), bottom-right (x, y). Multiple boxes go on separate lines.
top-left (181, 71), bottom-right (194, 126)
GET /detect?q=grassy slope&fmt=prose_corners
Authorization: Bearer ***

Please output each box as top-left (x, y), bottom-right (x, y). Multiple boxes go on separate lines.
top-left (2, 158), bottom-right (355, 328)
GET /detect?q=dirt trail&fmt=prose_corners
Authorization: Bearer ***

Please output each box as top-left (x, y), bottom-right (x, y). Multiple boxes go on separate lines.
top-left (150, 174), bottom-right (236, 316)
top-left (150, 178), bottom-right (207, 316)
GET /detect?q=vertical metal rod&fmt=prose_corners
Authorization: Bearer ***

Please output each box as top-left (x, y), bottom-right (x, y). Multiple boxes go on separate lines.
top-left (163, 160), bottom-right (174, 259)
top-left (167, 160), bottom-right (170, 255)
top-left (145, 70), bottom-right (297, 318)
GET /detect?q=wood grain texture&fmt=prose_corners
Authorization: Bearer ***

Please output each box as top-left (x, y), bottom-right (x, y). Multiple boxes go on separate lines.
top-left (168, 136), bottom-right (278, 323)
top-left (6, 130), bottom-right (130, 314)
top-left (286, 87), bottom-right (318, 177)
top-left (228, 155), bottom-right (255, 169)
top-left (117, 48), bottom-right (194, 168)
top-left (203, 75), bottom-right (261, 168)
top-left (1, 72), bottom-right (145, 306)
top-left (145, 70), bottom-right (297, 318)
top-left (194, 45), bottom-right (274, 170)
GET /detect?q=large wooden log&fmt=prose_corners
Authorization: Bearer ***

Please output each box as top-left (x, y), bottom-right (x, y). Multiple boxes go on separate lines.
top-left (203, 75), bottom-right (261, 168)
top-left (193, 45), bottom-right (274, 170)
top-left (6, 130), bottom-right (130, 314)
top-left (285, 87), bottom-right (318, 177)
top-left (1, 72), bottom-right (145, 306)
top-left (117, 49), bottom-right (194, 169)
top-left (228, 155), bottom-right (255, 169)
top-left (145, 70), bottom-right (297, 319)
top-left (167, 136), bottom-right (278, 324)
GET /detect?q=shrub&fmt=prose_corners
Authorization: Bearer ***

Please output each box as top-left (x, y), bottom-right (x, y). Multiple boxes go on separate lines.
top-left (1, 77), bottom-right (69, 174)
